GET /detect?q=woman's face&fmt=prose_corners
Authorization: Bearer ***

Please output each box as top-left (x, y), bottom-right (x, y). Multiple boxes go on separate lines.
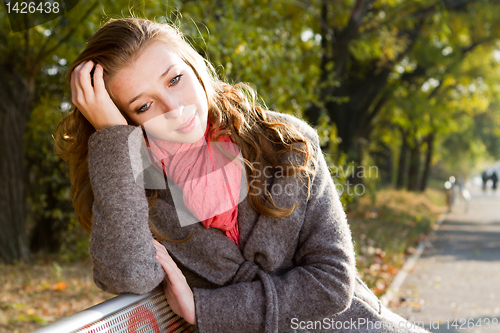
top-left (107, 41), bottom-right (209, 143)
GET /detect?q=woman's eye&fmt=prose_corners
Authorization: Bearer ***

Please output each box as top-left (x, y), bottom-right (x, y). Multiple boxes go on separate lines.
top-left (137, 102), bottom-right (152, 114)
top-left (169, 74), bottom-right (183, 86)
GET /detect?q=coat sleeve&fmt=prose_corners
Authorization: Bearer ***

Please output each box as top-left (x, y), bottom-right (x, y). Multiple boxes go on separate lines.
top-left (192, 138), bottom-right (357, 333)
top-left (87, 125), bottom-right (165, 295)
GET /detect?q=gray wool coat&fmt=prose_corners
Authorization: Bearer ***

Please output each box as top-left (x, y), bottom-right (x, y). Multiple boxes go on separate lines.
top-left (87, 110), bottom-right (430, 333)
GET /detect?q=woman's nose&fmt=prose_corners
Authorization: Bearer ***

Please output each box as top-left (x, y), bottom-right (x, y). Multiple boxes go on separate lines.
top-left (163, 105), bottom-right (183, 120)
top-left (160, 96), bottom-right (184, 120)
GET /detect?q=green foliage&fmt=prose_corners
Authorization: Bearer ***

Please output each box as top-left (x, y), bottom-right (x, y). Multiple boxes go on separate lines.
top-left (3, 0), bottom-right (188, 258)
top-left (166, 0), bottom-right (319, 116)
top-left (9, 0), bottom-right (324, 258)
top-left (6, 0), bottom-right (500, 261)
top-left (360, 0), bottom-right (500, 188)
top-left (25, 95), bottom-right (75, 253)
top-left (58, 223), bottom-right (90, 262)
top-left (328, 153), bottom-right (358, 209)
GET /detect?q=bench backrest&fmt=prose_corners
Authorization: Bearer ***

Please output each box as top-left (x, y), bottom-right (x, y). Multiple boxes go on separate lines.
top-left (31, 287), bottom-right (197, 333)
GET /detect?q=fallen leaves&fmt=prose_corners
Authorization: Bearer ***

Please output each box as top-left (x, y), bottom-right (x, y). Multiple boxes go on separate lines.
top-left (0, 260), bottom-right (113, 333)
top-left (349, 188), bottom-right (446, 297)
top-left (53, 282), bottom-right (68, 291)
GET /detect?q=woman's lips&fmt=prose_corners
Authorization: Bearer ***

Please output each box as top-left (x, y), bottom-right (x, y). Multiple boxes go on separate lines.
top-left (176, 113), bottom-right (196, 133)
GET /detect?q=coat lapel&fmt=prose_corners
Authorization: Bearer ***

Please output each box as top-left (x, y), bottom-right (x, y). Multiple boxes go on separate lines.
top-left (239, 149), bottom-right (309, 273)
top-left (147, 128), bottom-right (311, 286)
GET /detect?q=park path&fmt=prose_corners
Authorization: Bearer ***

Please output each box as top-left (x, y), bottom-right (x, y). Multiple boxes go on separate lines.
top-left (390, 185), bottom-right (500, 333)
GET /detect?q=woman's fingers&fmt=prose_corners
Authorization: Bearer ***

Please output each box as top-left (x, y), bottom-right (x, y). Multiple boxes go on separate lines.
top-left (152, 239), bottom-right (168, 257)
top-left (152, 239), bottom-right (184, 281)
top-left (68, 60), bottom-right (127, 130)
top-left (70, 63), bottom-right (84, 107)
top-left (151, 239), bottom-right (195, 325)
top-left (71, 61), bottom-right (93, 107)
top-left (156, 254), bottom-right (174, 275)
top-left (157, 253), bottom-right (177, 277)
top-left (157, 253), bottom-right (187, 288)
top-left (70, 70), bottom-right (78, 106)
top-left (76, 61), bottom-right (95, 100)
top-left (93, 63), bottom-right (106, 93)
top-left (154, 244), bottom-right (179, 271)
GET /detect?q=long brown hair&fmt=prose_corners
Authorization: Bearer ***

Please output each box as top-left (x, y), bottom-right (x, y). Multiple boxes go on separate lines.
top-left (55, 17), bottom-right (318, 239)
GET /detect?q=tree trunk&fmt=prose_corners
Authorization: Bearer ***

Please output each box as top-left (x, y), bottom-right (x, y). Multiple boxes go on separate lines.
top-left (419, 133), bottom-right (435, 192)
top-left (0, 64), bottom-right (33, 263)
top-left (304, 0), bottom-right (329, 124)
top-left (407, 139), bottom-right (421, 192)
top-left (348, 137), bottom-right (366, 186)
top-left (396, 129), bottom-right (408, 189)
top-left (370, 140), bottom-right (393, 185)
top-left (29, 190), bottom-right (63, 253)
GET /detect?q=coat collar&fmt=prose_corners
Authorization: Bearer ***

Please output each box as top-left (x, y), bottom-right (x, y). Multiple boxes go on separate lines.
top-left (148, 111), bottom-right (315, 286)
top-left (151, 148), bottom-right (309, 287)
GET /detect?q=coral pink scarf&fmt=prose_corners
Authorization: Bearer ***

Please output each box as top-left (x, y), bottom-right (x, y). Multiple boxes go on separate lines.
top-left (144, 120), bottom-right (241, 248)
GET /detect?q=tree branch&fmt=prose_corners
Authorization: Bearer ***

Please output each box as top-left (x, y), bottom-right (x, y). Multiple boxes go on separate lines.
top-left (293, 0), bottom-right (335, 40)
top-left (461, 37), bottom-right (495, 53)
top-left (338, 0), bottom-right (374, 42)
top-left (31, 1), bottom-right (100, 76)
top-left (358, 90), bottom-right (390, 138)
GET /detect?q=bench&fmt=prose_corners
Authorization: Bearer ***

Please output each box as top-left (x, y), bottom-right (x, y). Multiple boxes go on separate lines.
top-left (31, 287), bottom-right (197, 333)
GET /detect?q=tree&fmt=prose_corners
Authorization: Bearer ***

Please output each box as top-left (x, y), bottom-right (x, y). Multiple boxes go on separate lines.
top-left (302, 0), bottom-right (500, 183)
top-left (0, 3), bottom-right (103, 263)
top-left (1, 0), bottom-right (320, 261)
top-left (0, 0), bottom-right (161, 263)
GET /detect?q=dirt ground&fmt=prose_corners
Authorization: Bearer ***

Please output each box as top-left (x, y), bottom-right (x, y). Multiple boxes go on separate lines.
top-left (0, 257), bottom-right (113, 333)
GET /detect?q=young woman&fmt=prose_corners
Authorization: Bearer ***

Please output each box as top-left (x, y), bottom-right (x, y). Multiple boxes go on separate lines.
top-left (56, 17), bottom-right (429, 333)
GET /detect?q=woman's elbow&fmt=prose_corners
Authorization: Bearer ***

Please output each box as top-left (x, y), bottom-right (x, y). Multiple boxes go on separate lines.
top-left (325, 269), bottom-right (356, 315)
top-left (93, 264), bottom-right (165, 295)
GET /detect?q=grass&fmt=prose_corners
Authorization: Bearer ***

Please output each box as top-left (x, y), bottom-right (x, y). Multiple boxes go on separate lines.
top-left (348, 187), bottom-right (447, 296)
top-left (0, 255), bottom-right (113, 333)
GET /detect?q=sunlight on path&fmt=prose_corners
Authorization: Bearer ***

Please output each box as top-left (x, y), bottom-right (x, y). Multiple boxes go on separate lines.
top-left (391, 185), bottom-right (500, 332)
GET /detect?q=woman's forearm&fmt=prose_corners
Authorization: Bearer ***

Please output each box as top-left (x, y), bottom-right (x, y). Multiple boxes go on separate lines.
top-left (87, 125), bottom-right (165, 294)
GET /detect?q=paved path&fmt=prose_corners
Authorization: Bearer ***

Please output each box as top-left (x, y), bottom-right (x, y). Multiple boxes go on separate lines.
top-left (390, 186), bottom-right (500, 333)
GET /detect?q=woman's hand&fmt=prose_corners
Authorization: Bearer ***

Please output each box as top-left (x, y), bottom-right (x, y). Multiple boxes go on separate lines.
top-left (70, 60), bottom-right (128, 130)
top-left (152, 238), bottom-right (196, 325)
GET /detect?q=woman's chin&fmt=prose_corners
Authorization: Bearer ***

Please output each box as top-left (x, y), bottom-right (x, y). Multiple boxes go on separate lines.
top-left (177, 120), bottom-right (207, 143)
top-left (144, 116), bottom-right (207, 144)
top-left (178, 128), bottom-right (205, 143)
top-left (149, 126), bottom-right (206, 144)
